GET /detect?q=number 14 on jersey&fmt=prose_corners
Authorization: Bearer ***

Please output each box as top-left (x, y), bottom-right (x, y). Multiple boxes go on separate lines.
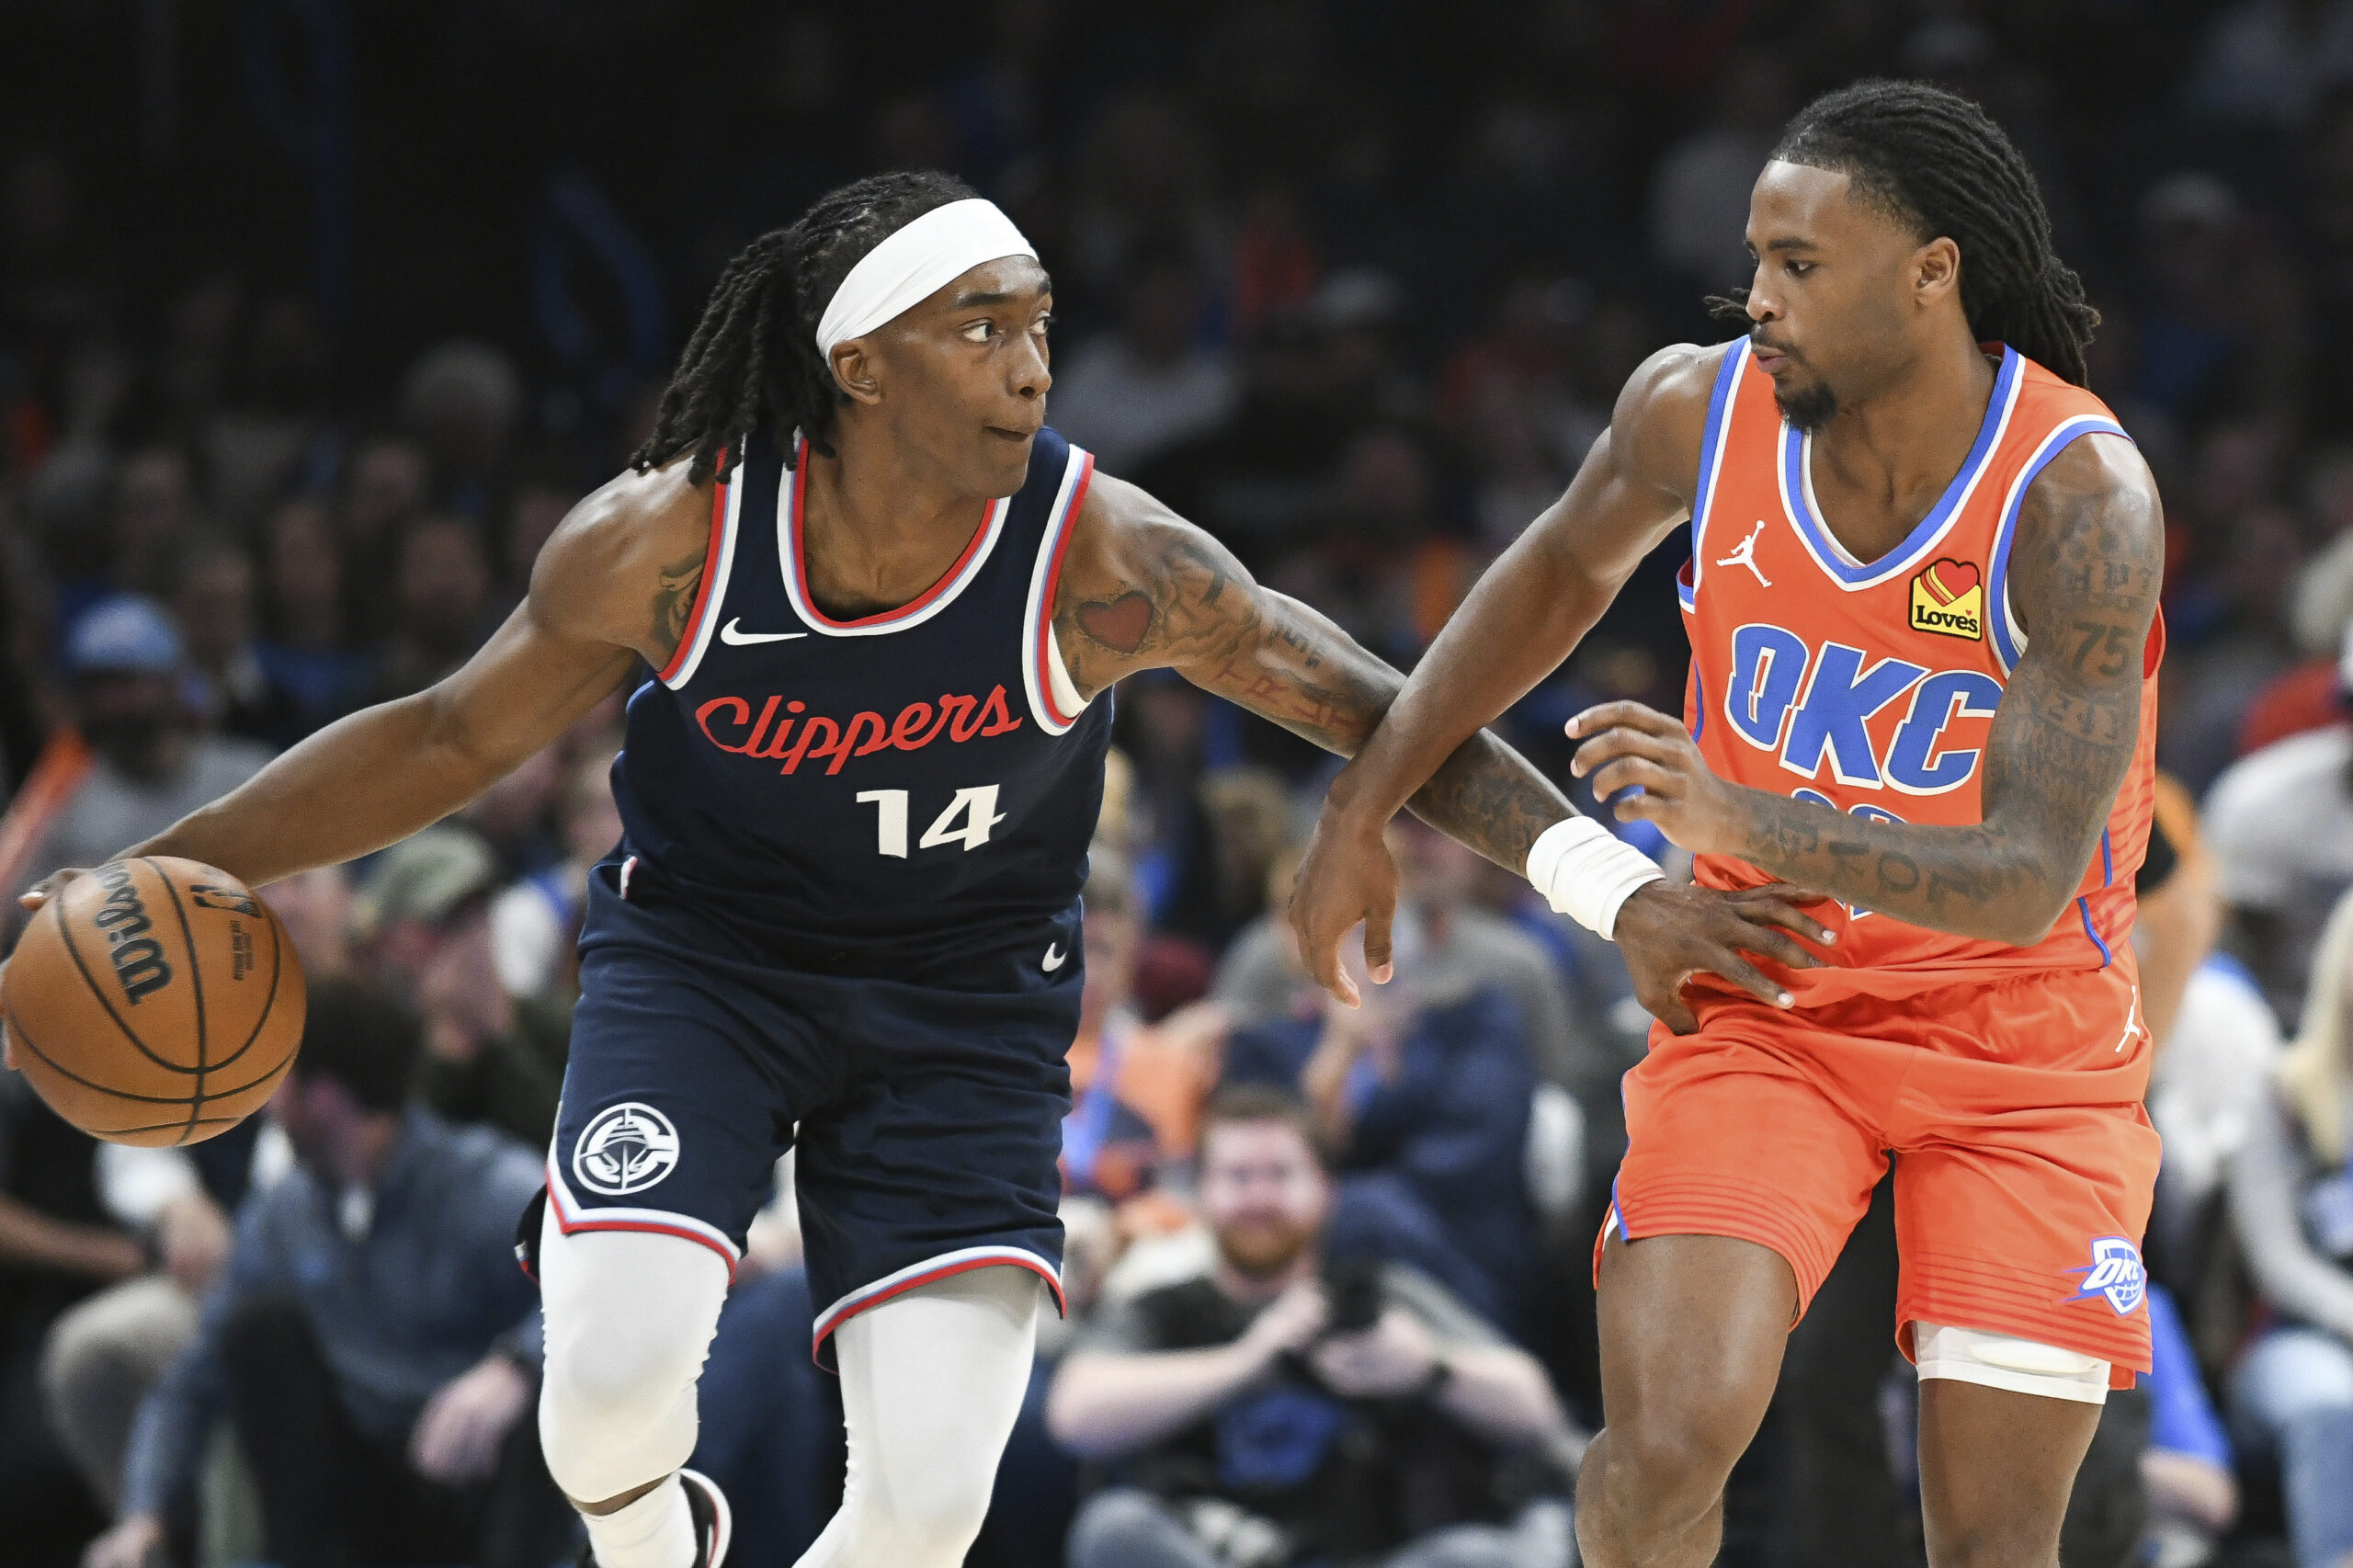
top-left (855, 786), bottom-right (1006, 858)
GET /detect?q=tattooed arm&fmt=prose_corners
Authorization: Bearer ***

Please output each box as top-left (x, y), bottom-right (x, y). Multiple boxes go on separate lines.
top-left (21, 461), bottom-right (696, 899)
top-left (1056, 472), bottom-right (1572, 870)
top-left (1568, 433), bottom-right (2163, 945)
top-left (1058, 471), bottom-right (1830, 1018)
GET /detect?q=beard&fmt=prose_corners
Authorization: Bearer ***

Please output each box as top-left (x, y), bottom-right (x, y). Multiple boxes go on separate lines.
top-left (1773, 375), bottom-right (1839, 432)
top-left (1215, 1213), bottom-right (1319, 1279)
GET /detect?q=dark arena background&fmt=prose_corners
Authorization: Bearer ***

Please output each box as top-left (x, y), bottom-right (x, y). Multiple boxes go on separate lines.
top-left (0, 3), bottom-right (2347, 1566)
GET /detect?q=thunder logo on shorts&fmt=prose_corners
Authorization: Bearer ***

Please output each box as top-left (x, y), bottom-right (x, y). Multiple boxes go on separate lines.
top-left (2063, 1236), bottom-right (2146, 1316)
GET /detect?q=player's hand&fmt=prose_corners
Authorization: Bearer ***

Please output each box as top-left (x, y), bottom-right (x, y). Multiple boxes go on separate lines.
top-left (20, 866), bottom-right (87, 915)
top-left (1612, 880), bottom-right (1836, 1033)
top-left (82, 1514), bottom-right (165, 1568)
top-left (1310, 1308), bottom-right (1440, 1399)
top-left (1238, 1278), bottom-right (1330, 1369)
top-left (410, 1352), bottom-right (533, 1484)
top-left (1289, 811), bottom-right (1397, 1008)
top-left (1566, 702), bottom-right (1747, 855)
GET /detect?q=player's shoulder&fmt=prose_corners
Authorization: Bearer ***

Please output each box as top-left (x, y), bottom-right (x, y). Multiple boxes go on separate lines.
top-left (529, 450), bottom-right (718, 651)
top-left (1607, 340), bottom-right (1740, 495)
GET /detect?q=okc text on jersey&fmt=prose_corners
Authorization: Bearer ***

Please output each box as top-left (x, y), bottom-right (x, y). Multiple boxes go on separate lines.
top-left (1721, 622), bottom-right (2001, 795)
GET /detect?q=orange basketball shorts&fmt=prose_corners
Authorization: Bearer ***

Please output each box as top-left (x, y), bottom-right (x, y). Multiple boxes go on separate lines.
top-left (1598, 967), bottom-right (2160, 1386)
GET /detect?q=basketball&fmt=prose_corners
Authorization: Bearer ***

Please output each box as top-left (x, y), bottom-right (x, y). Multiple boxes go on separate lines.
top-left (2, 858), bottom-right (306, 1147)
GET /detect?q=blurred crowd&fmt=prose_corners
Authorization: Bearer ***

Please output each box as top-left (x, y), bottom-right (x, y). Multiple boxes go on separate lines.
top-left (7, 1), bottom-right (2353, 1565)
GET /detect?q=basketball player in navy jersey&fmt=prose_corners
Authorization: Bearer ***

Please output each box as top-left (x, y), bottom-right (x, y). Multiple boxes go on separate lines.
top-left (17, 173), bottom-right (1824, 1568)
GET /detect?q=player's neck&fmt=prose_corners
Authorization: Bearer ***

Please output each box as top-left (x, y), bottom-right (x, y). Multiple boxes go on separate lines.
top-left (799, 423), bottom-right (995, 613)
top-left (1805, 332), bottom-right (1998, 560)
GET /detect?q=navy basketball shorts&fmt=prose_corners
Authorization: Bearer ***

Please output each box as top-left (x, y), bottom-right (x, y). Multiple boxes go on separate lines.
top-left (547, 876), bottom-right (1076, 1368)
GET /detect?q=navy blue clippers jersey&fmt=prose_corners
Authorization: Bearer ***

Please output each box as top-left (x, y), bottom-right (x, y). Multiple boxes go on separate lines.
top-left (607, 424), bottom-right (1114, 976)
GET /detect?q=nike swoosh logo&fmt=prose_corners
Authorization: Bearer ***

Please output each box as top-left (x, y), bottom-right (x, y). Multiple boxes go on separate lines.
top-left (1042, 944), bottom-right (1067, 972)
top-left (719, 619), bottom-right (809, 645)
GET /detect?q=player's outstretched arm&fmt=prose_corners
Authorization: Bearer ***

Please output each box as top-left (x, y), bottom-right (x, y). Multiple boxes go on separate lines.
top-left (1570, 433), bottom-right (2165, 946)
top-left (17, 461), bottom-right (713, 907)
top-left (1054, 455), bottom-right (1829, 1021)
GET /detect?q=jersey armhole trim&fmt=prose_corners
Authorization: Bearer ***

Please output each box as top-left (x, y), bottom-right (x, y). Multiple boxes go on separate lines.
top-left (1984, 417), bottom-right (2132, 673)
top-left (656, 448), bottom-right (742, 689)
top-left (1023, 446), bottom-right (1097, 734)
top-left (1682, 339), bottom-right (1749, 611)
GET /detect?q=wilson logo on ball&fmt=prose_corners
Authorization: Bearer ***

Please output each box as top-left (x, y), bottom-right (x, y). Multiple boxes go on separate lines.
top-left (92, 865), bottom-right (173, 1005)
top-left (1908, 558), bottom-right (1984, 641)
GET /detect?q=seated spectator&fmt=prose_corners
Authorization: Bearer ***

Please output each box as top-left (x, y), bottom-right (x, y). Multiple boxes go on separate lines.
top-left (18, 595), bottom-right (272, 895)
top-left (1047, 1085), bottom-right (1573, 1568)
top-left (1222, 929), bottom-right (1537, 1327)
top-left (2228, 885), bottom-right (2353, 1568)
top-left (361, 826), bottom-right (572, 1148)
top-left (1218, 818), bottom-right (1578, 1086)
top-left (172, 531), bottom-right (308, 749)
top-left (2140, 1285), bottom-right (2238, 1568)
top-left (253, 499), bottom-right (371, 742)
top-left (2202, 641), bottom-right (2353, 1023)
top-left (1048, 240), bottom-right (1237, 474)
top-left (87, 977), bottom-right (570, 1568)
top-left (1066, 849), bottom-right (1222, 1204)
top-left (490, 741), bottom-right (622, 1001)
top-left (370, 513), bottom-right (494, 702)
top-left (0, 1074), bottom-right (143, 1562)
top-left (40, 1132), bottom-right (264, 1518)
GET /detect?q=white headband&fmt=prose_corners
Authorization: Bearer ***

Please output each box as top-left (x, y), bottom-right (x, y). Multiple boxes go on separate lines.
top-left (814, 199), bottom-right (1038, 356)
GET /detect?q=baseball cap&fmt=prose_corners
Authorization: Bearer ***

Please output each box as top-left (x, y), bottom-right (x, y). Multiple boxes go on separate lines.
top-left (66, 596), bottom-right (184, 676)
top-left (361, 827), bottom-right (500, 929)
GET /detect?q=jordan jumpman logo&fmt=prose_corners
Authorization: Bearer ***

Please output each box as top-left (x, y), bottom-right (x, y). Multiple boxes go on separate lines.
top-left (1716, 520), bottom-right (1772, 587)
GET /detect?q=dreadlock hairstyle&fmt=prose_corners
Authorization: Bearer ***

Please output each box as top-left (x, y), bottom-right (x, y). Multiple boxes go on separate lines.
top-left (631, 170), bottom-right (983, 485)
top-left (1707, 79), bottom-right (2100, 387)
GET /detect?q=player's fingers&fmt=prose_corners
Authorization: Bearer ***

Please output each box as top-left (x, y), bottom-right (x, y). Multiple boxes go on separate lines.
top-left (1564, 700), bottom-right (1677, 740)
top-left (1722, 920), bottom-right (1818, 971)
top-left (1363, 899), bottom-right (1395, 986)
top-left (1651, 985), bottom-right (1699, 1035)
top-left (1587, 756), bottom-right (1674, 801)
top-left (1731, 893), bottom-right (1838, 946)
top-left (1611, 790), bottom-right (1664, 824)
top-left (1698, 945), bottom-right (1793, 1009)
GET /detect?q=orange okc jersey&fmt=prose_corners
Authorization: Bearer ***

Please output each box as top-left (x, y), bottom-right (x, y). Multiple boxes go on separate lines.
top-left (1676, 339), bottom-right (2162, 1006)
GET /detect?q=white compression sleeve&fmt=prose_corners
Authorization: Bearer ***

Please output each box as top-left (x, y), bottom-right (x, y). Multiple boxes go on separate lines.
top-left (793, 1266), bottom-right (1044, 1568)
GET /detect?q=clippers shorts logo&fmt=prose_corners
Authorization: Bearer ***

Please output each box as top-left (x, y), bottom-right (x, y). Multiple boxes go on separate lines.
top-left (1908, 558), bottom-right (1984, 641)
top-left (572, 1103), bottom-right (682, 1197)
top-left (2064, 1235), bottom-right (2146, 1316)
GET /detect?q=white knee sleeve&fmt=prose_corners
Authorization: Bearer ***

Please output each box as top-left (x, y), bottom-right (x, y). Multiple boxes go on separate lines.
top-left (537, 1205), bottom-right (733, 1504)
top-left (1914, 1320), bottom-right (2110, 1405)
top-left (795, 1265), bottom-right (1042, 1568)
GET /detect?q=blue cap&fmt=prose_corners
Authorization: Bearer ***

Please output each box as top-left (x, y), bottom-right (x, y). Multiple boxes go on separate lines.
top-left (66, 596), bottom-right (185, 676)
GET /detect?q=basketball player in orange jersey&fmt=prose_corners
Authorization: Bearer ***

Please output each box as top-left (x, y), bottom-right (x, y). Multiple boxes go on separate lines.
top-left (1292, 81), bottom-right (2165, 1568)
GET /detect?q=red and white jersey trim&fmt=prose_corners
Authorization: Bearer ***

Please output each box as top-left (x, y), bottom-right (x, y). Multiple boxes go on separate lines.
top-left (542, 1153), bottom-right (742, 1278)
top-left (657, 449), bottom-right (745, 689)
top-left (778, 433), bottom-right (1008, 636)
top-left (1021, 444), bottom-right (1097, 734)
top-left (810, 1244), bottom-right (1065, 1366)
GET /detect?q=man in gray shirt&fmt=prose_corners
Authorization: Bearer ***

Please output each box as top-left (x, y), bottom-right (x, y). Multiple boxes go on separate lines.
top-left (88, 977), bottom-right (569, 1568)
top-left (23, 595), bottom-right (273, 889)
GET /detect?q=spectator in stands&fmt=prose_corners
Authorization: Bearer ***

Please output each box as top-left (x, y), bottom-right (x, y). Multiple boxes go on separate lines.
top-left (1050, 240), bottom-right (1237, 473)
top-left (1222, 922), bottom-right (1538, 1327)
top-left (20, 596), bottom-right (272, 892)
top-left (0, 1074), bottom-right (142, 1562)
top-left (88, 977), bottom-right (569, 1568)
top-left (39, 1136), bottom-right (244, 1518)
top-left (1219, 817), bottom-right (1578, 1088)
top-left (2230, 883), bottom-right (2353, 1568)
top-left (371, 513), bottom-right (493, 701)
top-left (2202, 625), bottom-right (2353, 1022)
top-left (173, 531), bottom-right (304, 748)
top-left (254, 498), bottom-right (369, 740)
top-left (360, 826), bottom-right (571, 1148)
top-left (1048, 1085), bottom-right (1572, 1568)
top-left (488, 743), bottom-right (620, 1001)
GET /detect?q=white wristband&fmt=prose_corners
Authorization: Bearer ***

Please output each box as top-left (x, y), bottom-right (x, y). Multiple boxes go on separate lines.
top-left (1526, 817), bottom-right (1665, 940)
